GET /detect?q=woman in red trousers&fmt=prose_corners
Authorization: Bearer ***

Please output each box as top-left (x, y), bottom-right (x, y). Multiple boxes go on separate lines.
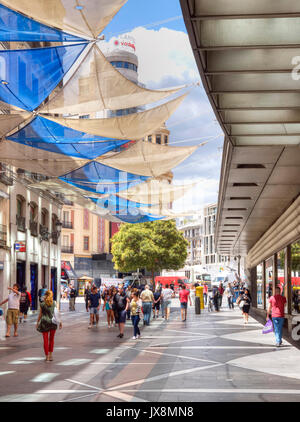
top-left (36, 290), bottom-right (62, 361)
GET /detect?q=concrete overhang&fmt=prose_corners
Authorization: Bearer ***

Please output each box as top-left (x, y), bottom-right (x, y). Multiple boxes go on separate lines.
top-left (180, 0), bottom-right (300, 256)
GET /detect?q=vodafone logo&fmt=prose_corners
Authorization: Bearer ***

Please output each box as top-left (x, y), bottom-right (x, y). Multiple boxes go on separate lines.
top-left (113, 38), bottom-right (136, 52)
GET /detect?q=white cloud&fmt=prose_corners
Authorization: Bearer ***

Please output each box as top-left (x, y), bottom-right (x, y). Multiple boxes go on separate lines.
top-left (103, 26), bottom-right (223, 210)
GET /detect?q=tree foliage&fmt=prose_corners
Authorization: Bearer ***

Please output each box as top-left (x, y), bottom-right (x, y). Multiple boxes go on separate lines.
top-left (111, 220), bottom-right (188, 274)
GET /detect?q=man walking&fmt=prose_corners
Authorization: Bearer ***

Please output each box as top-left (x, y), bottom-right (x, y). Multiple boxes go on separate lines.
top-left (203, 283), bottom-right (208, 305)
top-left (179, 285), bottom-right (192, 321)
top-left (212, 285), bottom-right (219, 312)
top-left (88, 285), bottom-right (101, 328)
top-left (69, 284), bottom-right (77, 311)
top-left (218, 282), bottom-right (224, 308)
top-left (267, 286), bottom-right (286, 347)
top-left (0, 285), bottom-right (21, 337)
top-left (225, 283), bottom-right (234, 309)
top-left (140, 285), bottom-right (154, 326)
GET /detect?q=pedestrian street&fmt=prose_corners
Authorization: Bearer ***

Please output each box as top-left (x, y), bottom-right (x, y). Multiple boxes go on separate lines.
top-left (0, 299), bottom-right (300, 402)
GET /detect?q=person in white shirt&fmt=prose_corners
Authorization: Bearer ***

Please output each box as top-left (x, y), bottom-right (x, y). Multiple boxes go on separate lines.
top-left (161, 284), bottom-right (175, 321)
top-left (0, 284), bottom-right (21, 337)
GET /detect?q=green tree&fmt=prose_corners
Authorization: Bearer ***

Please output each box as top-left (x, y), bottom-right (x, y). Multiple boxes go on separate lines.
top-left (111, 220), bottom-right (188, 281)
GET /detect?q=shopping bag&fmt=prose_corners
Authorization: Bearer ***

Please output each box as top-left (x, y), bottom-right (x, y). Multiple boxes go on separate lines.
top-left (262, 319), bottom-right (273, 334)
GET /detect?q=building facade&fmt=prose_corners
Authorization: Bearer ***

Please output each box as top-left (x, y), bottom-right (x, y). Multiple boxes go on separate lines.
top-left (0, 166), bottom-right (62, 310)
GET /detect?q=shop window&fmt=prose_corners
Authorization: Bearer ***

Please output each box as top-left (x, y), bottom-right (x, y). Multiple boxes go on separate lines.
top-left (256, 263), bottom-right (263, 308)
top-left (291, 240), bottom-right (300, 315)
top-left (265, 258), bottom-right (273, 309)
top-left (277, 249), bottom-right (287, 313)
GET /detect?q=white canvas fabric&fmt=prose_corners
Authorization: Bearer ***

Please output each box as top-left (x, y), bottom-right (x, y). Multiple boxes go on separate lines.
top-left (1, 0), bottom-right (127, 39)
top-left (0, 139), bottom-right (88, 176)
top-left (118, 179), bottom-right (195, 205)
top-left (97, 140), bottom-right (198, 177)
top-left (0, 113), bottom-right (31, 138)
top-left (40, 44), bottom-right (184, 115)
top-left (41, 94), bottom-right (187, 140)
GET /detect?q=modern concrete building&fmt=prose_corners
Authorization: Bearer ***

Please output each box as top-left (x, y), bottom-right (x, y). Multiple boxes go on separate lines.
top-left (181, 0), bottom-right (300, 340)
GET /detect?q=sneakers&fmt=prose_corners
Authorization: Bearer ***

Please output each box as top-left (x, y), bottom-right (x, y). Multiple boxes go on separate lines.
top-left (88, 325), bottom-right (92, 329)
top-left (132, 336), bottom-right (136, 340)
top-left (117, 333), bottom-right (124, 338)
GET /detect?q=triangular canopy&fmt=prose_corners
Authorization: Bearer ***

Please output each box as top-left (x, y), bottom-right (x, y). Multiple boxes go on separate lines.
top-left (59, 161), bottom-right (149, 195)
top-left (40, 44), bottom-right (184, 115)
top-left (0, 139), bottom-right (89, 176)
top-left (41, 94), bottom-right (187, 140)
top-left (97, 139), bottom-right (198, 177)
top-left (0, 3), bottom-right (84, 42)
top-left (0, 42), bottom-right (87, 111)
top-left (0, 112), bottom-right (31, 138)
top-left (7, 115), bottom-right (129, 159)
top-left (0, 0), bottom-right (127, 40)
top-left (118, 179), bottom-right (196, 205)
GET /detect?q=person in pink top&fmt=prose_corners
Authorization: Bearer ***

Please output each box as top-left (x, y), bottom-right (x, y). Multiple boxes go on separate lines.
top-left (203, 283), bottom-right (208, 305)
top-left (179, 285), bottom-right (192, 322)
top-left (267, 286), bottom-right (286, 347)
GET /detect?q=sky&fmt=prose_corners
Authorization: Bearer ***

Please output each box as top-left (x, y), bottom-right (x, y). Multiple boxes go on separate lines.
top-left (102, 0), bottom-right (224, 213)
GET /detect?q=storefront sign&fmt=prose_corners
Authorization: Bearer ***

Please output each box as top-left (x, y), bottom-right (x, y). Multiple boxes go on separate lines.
top-left (14, 242), bottom-right (26, 252)
top-left (101, 278), bottom-right (124, 287)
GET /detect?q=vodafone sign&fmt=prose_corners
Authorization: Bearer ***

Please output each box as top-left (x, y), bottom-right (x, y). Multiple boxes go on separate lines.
top-left (113, 36), bottom-right (136, 52)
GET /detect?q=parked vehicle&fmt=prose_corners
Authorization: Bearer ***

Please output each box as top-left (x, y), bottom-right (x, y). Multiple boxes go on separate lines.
top-left (155, 276), bottom-right (191, 292)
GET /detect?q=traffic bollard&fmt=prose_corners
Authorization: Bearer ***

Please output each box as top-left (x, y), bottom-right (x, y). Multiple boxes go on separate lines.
top-left (195, 296), bottom-right (201, 314)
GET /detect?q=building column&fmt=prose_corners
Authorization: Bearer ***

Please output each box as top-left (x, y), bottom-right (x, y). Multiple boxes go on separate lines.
top-left (285, 245), bottom-right (292, 315)
top-left (262, 260), bottom-right (266, 310)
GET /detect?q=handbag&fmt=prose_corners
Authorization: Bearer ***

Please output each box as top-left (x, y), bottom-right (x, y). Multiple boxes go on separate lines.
top-left (262, 319), bottom-right (273, 334)
top-left (239, 300), bottom-right (245, 309)
top-left (52, 305), bottom-right (61, 326)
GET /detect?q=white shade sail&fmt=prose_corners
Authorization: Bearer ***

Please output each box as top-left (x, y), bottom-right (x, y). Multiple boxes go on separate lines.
top-left (40, 44), bottom-right (184, 115)
top-left (41, 94), bottom-right (187, 140)
top-left (118, 179), bottom-right (196, 205)
top-left (0, 140), bottom-right (88, 176)
top-left (97, 139), bottom-right (198, 177)
top-left (0, 113), bottom-right (31, 138)
top-left (0, 0), bottom-right (127, 39)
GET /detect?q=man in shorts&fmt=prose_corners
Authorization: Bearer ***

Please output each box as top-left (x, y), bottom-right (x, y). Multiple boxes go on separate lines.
top-left (113, 285), bottom-right (130, 338)
top-left (161, 284), bottom-right (174, 321)
top-left (87, 285), bottom-right (101, 328)
top-left (0, 284), bottom-right (21, 337)
top-left (179, 285), bottom-right (192, 322)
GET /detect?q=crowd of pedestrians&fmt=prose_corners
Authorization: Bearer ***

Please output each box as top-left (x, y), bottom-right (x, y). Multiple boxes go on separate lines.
top-left (0, 274), bottom-right (289, 361)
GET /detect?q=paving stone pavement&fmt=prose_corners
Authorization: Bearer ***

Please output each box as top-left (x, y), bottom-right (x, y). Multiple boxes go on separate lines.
top-left (0, 298), bottom-right (299, 402)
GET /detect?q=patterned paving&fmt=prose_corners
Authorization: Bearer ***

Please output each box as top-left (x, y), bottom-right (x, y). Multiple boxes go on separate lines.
top-left (0, 299), bottom-right (299, 402)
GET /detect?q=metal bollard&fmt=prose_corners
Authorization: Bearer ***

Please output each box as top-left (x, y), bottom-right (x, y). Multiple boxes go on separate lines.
top-left (195, 296), bottom-right (201, 314)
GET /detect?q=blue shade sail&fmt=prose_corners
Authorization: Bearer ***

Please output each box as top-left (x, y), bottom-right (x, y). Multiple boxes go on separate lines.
top-left (60, 161), bottom-right (149, 195)
top-left (89, 196), bottom-right (163, 224)
top-left (7, 116), bottom-right (129, 159)
top-left (0, 42), bottom-right (87, 110)
top-left (0, 3), bottom-right (85, 42)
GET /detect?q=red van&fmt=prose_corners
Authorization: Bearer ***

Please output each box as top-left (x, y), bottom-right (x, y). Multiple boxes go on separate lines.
top-left (155, 276), bottom-right (191, 292)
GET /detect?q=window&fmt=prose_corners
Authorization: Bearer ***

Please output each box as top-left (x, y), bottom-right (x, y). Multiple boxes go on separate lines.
top-left (63, 211), bottom-right (69, 223)
top-left (256, 263), bottom-right (263, 308)
top-left (164, 135), bottom-right (168, 144)
top-left (79, 114), bottom-right (90, 119)
top-left (291, 240), bottom-right (300, 315)
top-left (265, 258), bottom-right (273, 310)
top-left (148, 135), bottom-right (152, 143)
top-left (83, 236), bottom-right (89, 251)
top-left (29, 202), bottom-right (38, 223)
top-left (156, 135), bottom-right (161, 144)
top-left (63, 235), bottom-right (69, 247)
top-left (83, 209), bottom-right (89, 230)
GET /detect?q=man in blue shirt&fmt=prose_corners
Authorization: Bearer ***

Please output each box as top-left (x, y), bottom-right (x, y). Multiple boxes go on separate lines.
top-left (88, 286), bottom-right (101, 329)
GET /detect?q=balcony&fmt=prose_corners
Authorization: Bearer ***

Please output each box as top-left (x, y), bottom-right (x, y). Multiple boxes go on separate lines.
top-left (62, 221), bottom-right (73, 229)
top-left (39, 224), bottom-right (49, 241)
top-left (16, 215), bottom-right (26, 232)
top-left (61, 245), bottom-right (74, 254)
top-left (0, 165), bottom-right (14, 186)
top-left (29, 221), bottom-right (38, 237)
top-left (0, 224), bottom-right (7, 247)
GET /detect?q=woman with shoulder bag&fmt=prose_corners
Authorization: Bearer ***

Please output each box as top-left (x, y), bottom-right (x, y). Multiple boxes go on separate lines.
top-left (36, 290), bottom-right (62, 362)
top-left (238, 288), bottom-right (252, 325)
